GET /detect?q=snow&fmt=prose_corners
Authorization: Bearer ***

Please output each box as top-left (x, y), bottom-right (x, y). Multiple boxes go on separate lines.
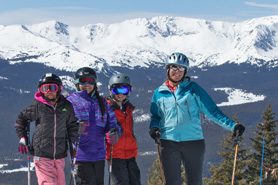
top-left (134, 114), bottom-right (151, 123)
top-left (214, 87), bottom-right (266, 106)
top-left (0, 163), bottom-right (35, 174)
top-left (0, 76), bottom-right (8, 80)
top-left (0, 16), bottom-right (278, 72)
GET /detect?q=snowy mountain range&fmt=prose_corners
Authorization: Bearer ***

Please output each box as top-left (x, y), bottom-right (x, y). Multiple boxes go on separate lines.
top-left (1, 15), bottom-right (278, 73)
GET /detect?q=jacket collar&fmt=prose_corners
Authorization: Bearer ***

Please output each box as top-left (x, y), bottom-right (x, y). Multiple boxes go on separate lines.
top-left (158, 78), bottom-right (190, 93)
top-left (106, 96), bottom-right (135, 112)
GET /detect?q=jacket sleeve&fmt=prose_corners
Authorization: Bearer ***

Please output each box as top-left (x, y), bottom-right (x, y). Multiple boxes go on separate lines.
top-left (66, 102), bottom-right (79, 144)
top-left (105, 100), bottom-right (122, 136)
top-left (149, 89), bottom-right (161, 129)
top-left (192, 82), bottom-right (236, 131)
top-left (15, 100), bottom-right (38, 139)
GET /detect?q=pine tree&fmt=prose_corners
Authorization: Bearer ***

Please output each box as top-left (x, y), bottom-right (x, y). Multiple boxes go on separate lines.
top-left (203, 115), bottom-right (250, 185)
top-left (147, 157), bottom-right (165, 185)
top-left (247, 102), bottom-right (278, 184)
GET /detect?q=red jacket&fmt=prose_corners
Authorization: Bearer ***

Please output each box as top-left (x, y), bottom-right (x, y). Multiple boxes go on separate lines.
top-left (105, 96), bottom-right (138, 159)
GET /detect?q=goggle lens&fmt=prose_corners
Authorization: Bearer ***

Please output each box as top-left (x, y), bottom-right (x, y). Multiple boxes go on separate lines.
top-left (170, 65), bottom-right (185, 72)
top-left (79, 77), bottom-right (96, 85)
top-left (40, 84), bottom-right (59, 94)
top-left (111, 85), bottom-right (131, 95)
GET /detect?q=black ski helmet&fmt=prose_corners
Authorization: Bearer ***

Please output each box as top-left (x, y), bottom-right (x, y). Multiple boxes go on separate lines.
top-left (74, 67), bottom-right (98, 91)
top-left (38, 73), bottom-right (63, 99)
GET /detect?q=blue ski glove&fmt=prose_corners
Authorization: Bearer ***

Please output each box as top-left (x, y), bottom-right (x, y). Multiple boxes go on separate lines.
top-left (149, 127), bottom-right (161, 140)
top-left (18, 137), bottom-right (28, 154)
top-left (106, 128), bottom-right (119, 144)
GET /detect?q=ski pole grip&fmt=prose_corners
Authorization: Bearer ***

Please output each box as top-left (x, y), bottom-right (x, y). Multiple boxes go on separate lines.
top-left (77, 120), bottom-right (89, 135)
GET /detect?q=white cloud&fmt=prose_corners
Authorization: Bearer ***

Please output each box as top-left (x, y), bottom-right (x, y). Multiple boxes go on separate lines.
top-left (245, 2), bottom-right (278, 9)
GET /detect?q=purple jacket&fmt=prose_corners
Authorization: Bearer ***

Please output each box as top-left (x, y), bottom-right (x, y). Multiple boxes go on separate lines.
top-left (66, 90), bottom-right (120, 162)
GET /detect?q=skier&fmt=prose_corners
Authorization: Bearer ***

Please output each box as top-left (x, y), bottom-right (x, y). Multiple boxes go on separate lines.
top-left (66, 67), bottom-right (121, 185)
top-left (105, 73), bottom-right (141, 185)
top-left (15, 73), bottom-right (78, 185)
top-left (149, 52), bottom-right (245, 185)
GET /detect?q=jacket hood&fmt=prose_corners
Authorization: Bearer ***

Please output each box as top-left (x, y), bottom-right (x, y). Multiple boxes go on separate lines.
top-left (34, 92), bottom-right (64, 106)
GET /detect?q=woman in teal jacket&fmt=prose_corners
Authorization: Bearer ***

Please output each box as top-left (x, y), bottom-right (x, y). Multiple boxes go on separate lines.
top-left (149, 52), bottom-right (245, 185)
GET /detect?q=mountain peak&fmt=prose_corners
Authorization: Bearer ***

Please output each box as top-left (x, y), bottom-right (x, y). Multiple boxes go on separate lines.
top-left (0, 15), bottom-right (278, 72)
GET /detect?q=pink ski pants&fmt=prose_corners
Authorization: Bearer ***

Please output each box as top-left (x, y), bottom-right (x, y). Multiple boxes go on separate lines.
top-left (34, 156), bottom-right (66, 185)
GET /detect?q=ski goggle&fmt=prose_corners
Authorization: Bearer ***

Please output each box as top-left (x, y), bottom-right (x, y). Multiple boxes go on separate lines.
top-left (76, 76), bottom-right (96, 85)
top-left (169, 65), bottom-right (186, 72)
top-left (110, 85), bottom-right (131, 95)
top-left (40, 83), bottom-right (59, 94)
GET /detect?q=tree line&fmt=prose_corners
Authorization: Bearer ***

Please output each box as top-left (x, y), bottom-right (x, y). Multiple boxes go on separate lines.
top-left (147, 102), bottom-right (278, 185)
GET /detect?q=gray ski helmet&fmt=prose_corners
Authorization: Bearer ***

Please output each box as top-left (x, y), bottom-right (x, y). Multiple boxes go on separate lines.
top-left (38, 73), bottom-right (63, 97)
top-left (108, 73), bottom-right (132, 89)
top-left (166, 52), bottom-right (189, 69)
top-left (74, 67), bottom-right (97, 90)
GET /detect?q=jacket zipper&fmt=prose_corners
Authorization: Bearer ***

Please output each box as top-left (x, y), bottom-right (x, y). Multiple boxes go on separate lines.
top-left (184, 101), bottom-right (192, 120)
top-left (53, 106), bottom-right (57, 160)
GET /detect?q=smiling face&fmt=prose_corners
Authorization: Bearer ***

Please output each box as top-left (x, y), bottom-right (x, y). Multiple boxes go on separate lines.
top-left (114, 93), bottom-right (127, 103)
top-left (168, 64), bottom-right (185, 85)
top-left (79, 83), bottom-right (95, 93)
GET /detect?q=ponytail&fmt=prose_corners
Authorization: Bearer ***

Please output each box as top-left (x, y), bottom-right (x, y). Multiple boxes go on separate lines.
top-left (95, 89), bottom-right (106, 122)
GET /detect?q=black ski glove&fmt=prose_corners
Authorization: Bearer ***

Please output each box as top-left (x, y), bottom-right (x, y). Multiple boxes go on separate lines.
top-left (233, 124), bottom-right (245, 137)
top-left (149, 127), bottom-right (161, 140)
top-left (232, 124), bottom-right (245, 146)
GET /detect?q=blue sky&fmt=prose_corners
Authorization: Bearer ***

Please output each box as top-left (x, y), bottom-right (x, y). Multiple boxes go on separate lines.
top-left (0, 0), bottom-right (278, 26)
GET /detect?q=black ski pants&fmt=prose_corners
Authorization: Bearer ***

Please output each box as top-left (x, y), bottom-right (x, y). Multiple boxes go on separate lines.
top-left (107, 157), bottom-right (141, 185)
top-left (159, 139), bottom-right (205, 185)
top-left (71, 160), bottom-right (105, 185)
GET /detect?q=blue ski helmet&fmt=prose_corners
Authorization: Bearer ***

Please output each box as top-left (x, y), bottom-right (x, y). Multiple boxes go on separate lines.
top-left (166, 52), bottom-right (189, 69)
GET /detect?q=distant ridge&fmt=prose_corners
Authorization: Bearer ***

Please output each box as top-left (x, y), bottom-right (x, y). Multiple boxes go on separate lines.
top-left (0, 15), bottom-right (278, 72)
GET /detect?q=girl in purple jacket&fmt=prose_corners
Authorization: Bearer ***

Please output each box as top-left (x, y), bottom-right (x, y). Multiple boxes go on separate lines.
top-left (66, 67), bottom-right (121, 185)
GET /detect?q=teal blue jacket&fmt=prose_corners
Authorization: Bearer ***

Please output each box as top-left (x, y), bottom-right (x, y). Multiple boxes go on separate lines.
top-left (150, 79), bottom-right (236, 142)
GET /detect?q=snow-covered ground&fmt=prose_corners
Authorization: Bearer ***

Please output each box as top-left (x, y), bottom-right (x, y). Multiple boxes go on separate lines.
top-left (214, 87), bottom-right (266, 106)
top-left (0, 162), bottom-right (35, 173)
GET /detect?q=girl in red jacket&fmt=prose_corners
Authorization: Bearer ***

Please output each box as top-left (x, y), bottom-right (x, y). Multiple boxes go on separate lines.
top-left (105, 73), bottom-right (141, 185)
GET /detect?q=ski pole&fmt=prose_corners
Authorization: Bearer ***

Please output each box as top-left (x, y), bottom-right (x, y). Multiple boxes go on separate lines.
top-left (155, 133), bottom-right (166, 185)
top-left (28, 156), bottom-right (31, 185)
top-left (259, 137), bottom-right (265, 185)
top-left (231, 144), bottom-right (238, 185)
top-left (71, 121), bottom-right (88, 185)
top-left (108, 144), bottom-right (114, 185)
top-left (26, 120), bottom-right (31, 185)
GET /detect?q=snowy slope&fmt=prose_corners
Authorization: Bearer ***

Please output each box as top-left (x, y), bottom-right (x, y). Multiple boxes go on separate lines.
top-left (0, 16), bottom-right (278, 72)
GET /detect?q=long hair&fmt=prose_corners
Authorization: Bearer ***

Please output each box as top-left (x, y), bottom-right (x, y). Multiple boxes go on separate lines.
top-left (94, 86), bottom-right (106, 122)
